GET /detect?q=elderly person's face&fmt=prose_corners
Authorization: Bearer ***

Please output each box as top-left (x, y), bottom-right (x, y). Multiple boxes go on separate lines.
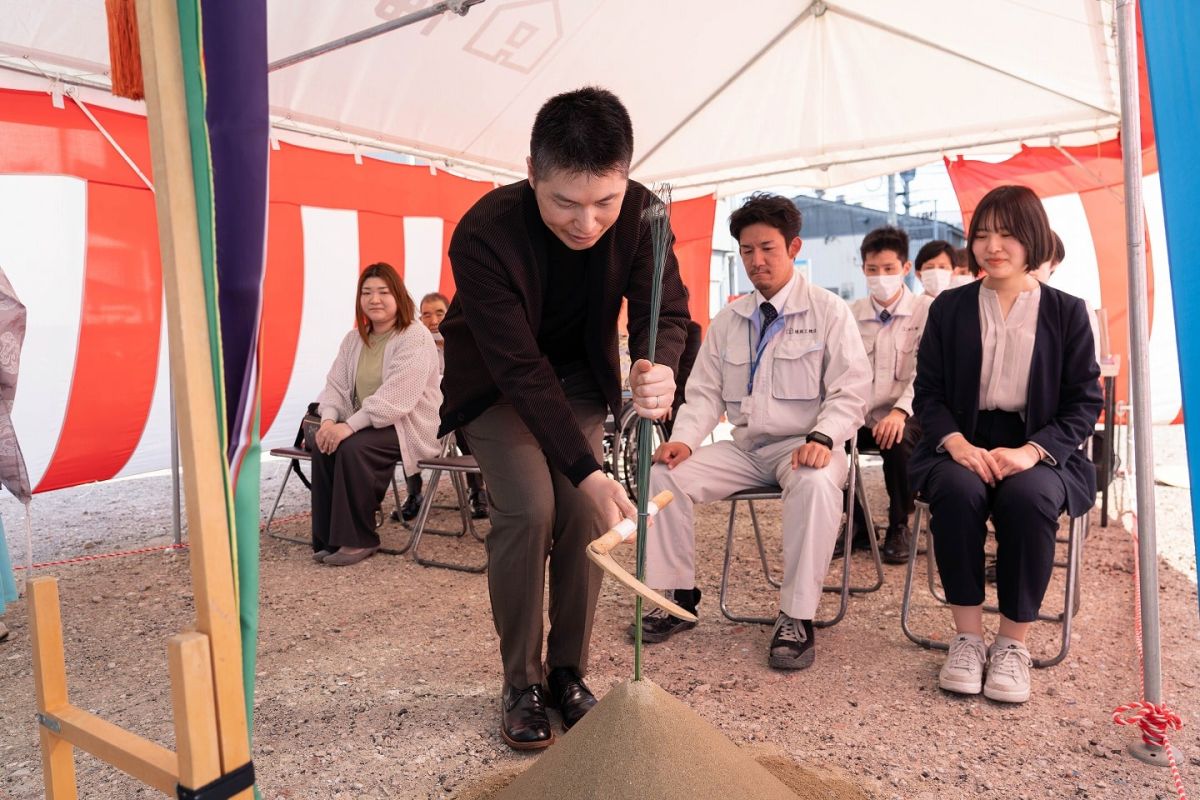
top-left (420, 299), bottom-right (447, 334)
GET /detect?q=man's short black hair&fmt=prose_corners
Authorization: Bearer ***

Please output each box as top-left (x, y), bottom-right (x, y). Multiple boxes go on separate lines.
top-left (729, 193), bottom-right (802, 243)
top-left (914, 239), bottom-right (957, 271)
top-left (860, 225), bottom-right (909, 263)
top-left (529, 86), bottom-right (633, 179)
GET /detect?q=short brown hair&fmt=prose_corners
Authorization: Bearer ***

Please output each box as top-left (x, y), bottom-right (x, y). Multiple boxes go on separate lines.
top-left (420, 292), bottom-right (449, 308)
top-left (1051, 232), bottom-right (1066, 266)
top-left (356, 262), bottom-right (415, 344)
top-left (729, 193), bottom-right (802, 243)
top-left (967, 185), bottom-right (1053, 276)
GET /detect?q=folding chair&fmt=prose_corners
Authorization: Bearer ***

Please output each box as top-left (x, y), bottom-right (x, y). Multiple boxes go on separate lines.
top-left (263, 446), bottom-right (405, 552)
top-left (851, 442), bottom-right (890, 542)
top-left (899, 496), bottom-right (1087, 668)
top-left (405, 454), bottom-right (488, 573)
top-left (718, 442), bottom-right (883, 629)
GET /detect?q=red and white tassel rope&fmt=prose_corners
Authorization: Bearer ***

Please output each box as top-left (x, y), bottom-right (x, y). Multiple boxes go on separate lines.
top-left (1113, 510), bottom-right (1188, 800)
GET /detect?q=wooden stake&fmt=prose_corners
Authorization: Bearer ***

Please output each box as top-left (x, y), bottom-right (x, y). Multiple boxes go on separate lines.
top-left (28, 577), bottom-right (78, 800)
top-left (135, 0), bottom-right (251, 791)
top-left (169, 632), bottom-right (222, 791)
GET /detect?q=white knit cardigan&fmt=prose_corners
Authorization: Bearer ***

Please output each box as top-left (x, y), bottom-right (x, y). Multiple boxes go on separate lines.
top-left (317, 322), bottom-right (442, 477)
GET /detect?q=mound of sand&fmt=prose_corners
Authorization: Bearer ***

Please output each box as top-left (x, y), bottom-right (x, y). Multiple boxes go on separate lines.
top-left (481, 679), bottom-right (867, 800)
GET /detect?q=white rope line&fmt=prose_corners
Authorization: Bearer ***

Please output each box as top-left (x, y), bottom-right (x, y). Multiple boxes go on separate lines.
top-left (69, 93), bottom-right (155, 193)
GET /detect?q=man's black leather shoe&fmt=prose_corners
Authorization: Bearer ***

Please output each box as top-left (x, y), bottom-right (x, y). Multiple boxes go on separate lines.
top-left (500, 684), bottom-right (553, 750)
top-left (881, 524), bottom-right (912, 564)
top-left (469, 488), bottom-right (489, 520)
top-left (546, 667), bottom-right (596, 730)
top-left (398, 493), bottom-right (423, 522)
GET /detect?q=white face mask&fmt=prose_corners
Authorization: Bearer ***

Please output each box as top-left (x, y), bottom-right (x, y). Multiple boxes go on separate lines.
top-left (919, 269), bottom-right (952, 297)
top-left (949, 273), bottom-right (975, 289)
top-left (866, 273), bottom-right (905, 304)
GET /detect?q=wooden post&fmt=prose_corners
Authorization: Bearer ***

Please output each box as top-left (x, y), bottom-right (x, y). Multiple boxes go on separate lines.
top-left (169, 632), bottom-right (223, 791)
top-left (28, 577), bottom-right (78, 800)
top-left (135, 0), bottom-right (252, 792)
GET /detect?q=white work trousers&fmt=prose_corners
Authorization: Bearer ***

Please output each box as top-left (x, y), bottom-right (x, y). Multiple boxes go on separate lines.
top-left (645, 436), bottom-right (847, 620)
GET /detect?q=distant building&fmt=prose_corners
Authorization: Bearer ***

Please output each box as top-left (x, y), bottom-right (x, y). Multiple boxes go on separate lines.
top-left (707, 193), bottom-right (965, 316)
top-left (788, 194), bottom-right (965, 300)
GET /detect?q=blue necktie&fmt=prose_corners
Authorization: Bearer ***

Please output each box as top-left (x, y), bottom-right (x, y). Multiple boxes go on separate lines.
top-left (879, 308), bottom-right (892, 323)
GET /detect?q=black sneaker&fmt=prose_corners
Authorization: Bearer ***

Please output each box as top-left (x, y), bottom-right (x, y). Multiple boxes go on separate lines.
top-left (767, 612), bottom-right (815, 670)
top-left (628, 588), bottom-right (700, 643)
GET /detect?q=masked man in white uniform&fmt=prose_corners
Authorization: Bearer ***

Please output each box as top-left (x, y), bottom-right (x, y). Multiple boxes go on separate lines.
top-left (635, 193), bottom-right (870, 670)
top-left (846, 226), bottom-right (931, 565)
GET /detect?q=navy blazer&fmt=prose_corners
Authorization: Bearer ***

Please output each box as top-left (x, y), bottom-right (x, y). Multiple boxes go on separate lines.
top-left (909, 280), bottom-right (1103, 517)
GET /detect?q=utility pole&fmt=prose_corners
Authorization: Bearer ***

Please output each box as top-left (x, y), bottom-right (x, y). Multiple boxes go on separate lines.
top-left (887, 174), bottom-right (897, 226)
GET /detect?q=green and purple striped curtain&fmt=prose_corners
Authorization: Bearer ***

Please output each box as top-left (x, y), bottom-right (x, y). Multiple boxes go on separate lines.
top-left (176, 0), bottom-right (269, 732)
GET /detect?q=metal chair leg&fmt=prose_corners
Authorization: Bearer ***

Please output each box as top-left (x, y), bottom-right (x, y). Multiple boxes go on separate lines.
top-left (265, 461), bottom-right (311, 546)
top-left (746, 502), bottom-right (782, 589)
top-left (719, 499), bottom-right (776, 625)
top-left (822, 448), bottom-right (882, 594)
top-left (815, 452), bottom-right (853, 629)
top-left (853, 457), bottom-right (884, 593)
top-left (900, 501), bottom-right (944, 651)
top-left (412, 469), bottom-right (487, 573)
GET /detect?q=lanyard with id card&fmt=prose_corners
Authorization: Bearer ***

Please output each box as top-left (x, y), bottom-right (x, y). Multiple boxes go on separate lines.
top-left (743, 313), bottom-right (784, 415)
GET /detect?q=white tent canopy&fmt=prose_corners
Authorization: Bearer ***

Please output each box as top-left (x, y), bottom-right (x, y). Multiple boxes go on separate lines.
top-left (0, 0), bottom-right (1121, 196)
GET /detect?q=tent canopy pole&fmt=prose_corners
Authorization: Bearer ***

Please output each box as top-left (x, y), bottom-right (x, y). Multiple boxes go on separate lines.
top-left (267, 0), bottom-right (486, 73)
top-left (1115, 0), bottom-right (1179, 768)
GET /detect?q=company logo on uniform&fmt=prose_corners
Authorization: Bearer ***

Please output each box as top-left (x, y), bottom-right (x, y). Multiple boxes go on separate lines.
top-left (787, 327), bottom-right (817, 335)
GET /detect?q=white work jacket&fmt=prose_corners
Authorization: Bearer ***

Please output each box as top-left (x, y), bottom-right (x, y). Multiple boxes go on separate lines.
top-left (671, 274), bottom-right (871, 454)
top-left (849, 287), bottom-right (932, 427)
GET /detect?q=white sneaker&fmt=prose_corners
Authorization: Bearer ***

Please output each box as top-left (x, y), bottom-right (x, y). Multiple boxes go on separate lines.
top-left (939, 633), bottom-right (987, 695)
top-left (983, 640), bottom-right (1033, 703)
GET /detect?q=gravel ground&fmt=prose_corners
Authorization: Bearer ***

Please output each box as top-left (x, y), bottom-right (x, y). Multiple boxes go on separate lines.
top-left (1, 428), bottom-right (1198, 800)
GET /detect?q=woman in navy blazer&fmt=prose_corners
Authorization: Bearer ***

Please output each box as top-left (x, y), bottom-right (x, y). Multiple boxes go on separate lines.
top-left (910, 185), bottom-right (1101, 704)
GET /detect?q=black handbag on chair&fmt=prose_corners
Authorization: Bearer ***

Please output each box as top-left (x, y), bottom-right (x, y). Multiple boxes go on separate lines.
top-left (292, 402), bottom-right (322, 489)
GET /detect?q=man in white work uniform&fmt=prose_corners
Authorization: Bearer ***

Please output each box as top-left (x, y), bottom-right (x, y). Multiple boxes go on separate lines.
top-left (846, 226), bottom-right (931, 564)
top-left (635, 193), bottom-right (870, 670)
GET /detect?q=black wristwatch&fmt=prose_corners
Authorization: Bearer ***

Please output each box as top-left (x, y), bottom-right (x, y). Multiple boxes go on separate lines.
top-left (805, 431), bottom-right (833, 450)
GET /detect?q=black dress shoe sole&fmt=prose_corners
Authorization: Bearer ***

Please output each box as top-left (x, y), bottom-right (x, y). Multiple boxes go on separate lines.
top-left (500, 727), bottom-right (555, 750)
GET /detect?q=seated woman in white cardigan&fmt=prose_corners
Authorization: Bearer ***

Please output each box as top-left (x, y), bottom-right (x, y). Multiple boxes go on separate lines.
top-left (309, 262), bottom-right (442, 566)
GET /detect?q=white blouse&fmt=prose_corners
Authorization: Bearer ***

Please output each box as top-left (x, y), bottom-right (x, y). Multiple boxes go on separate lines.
top-left (978, 284), bottom-right (1040, 413)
